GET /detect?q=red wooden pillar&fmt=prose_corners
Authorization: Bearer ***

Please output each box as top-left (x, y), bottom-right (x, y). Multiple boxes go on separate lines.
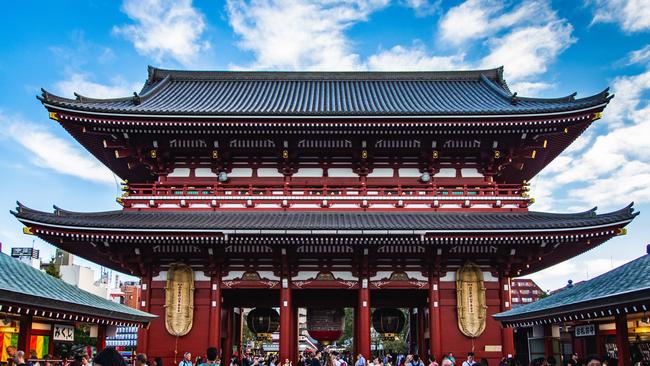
top-left (543, 325), bottom-right (554, 359)
top-left (137, 274), bottom-right (153, 354)
top-left (358, 277), bottom-right (371, 360)
top-left (428, 272), bottom-right (442, 360)
top-left (224, 307), bottom-right (234, 364)
top-left (17, 314), bottom-right (32, 354)
top-left (280, 277), bottom-right (293, 363)
top-left (97, 325), bottom-right (107, 352)
top-left (615, 314), bottom-right (631, 366)
top-left (417, 307), bottom-right (426, 359)
top-left (499, 276), bottom-right (515, 357)
top-left (209, 270), bottom-right (222, 350)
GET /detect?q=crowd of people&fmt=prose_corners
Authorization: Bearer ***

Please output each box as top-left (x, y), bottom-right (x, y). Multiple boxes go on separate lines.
top-left (1, 345), bottom-right (621, 366)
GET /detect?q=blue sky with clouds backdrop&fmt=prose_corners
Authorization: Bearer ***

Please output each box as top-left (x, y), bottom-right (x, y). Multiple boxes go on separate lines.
top-left (1, 0), bottom-right (649, 290)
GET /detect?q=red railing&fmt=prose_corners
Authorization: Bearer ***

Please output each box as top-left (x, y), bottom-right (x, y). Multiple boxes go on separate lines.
top-left (119, 181), bottom-right (530, 210)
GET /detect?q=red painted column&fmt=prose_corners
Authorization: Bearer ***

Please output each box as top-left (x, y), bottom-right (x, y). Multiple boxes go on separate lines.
top-left (224, 307), bottom-right (234, 364)
top-left (97, 325), bottom-right (107, 352)
top-left (358, 277), bottom-right (371, 360)
top-left (137, 274), bottom-right (153, 354)
top-left (428, 272), bottom-right (442, 360)
top-left (291, 305), bottom-right (299, 362)
top-left (417, 307), bottom-right (426, 359)
top-left (280, 277), bottom-right (293, 363)
top-left (615, 314), bottom-right (631, 366)
top-left (499, 276), bottom-right (515, 357)
top-left (17, 314), bottom-right (32, 354)
top-left (209, 270), bottom-right (223, 350)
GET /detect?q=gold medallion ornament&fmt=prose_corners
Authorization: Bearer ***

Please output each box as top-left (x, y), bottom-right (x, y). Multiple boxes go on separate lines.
top-left (456, 262), bottom-right (487, 338)
top-left (165, 263), bottom-right (195, 336)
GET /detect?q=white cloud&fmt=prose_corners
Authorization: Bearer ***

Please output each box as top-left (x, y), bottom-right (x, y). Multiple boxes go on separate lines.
top-left (479, 20), bottom-right (575, 83)
top-left (628, 44), bottom-right (650, 65)
top-left (113, 0), bottom-right (210, 67)
top-left (0, 114), bottom-right (115, 184)
top-left (527, 46), bottom-right (650, 211)
top-left (528, 258), bottom-right (628, 291)
top-left (401, 0), bottom-right (440, 17)
top-left (586, 0), bottom-right (650, 32)
top-left (54, 73), bottom-right (142, 99)
top-left (439, 0), bottom-right (554, 45)
top-left (226, 0), bottom-right (388, 71)
top-left (366, 44), bottom-right (466, 71)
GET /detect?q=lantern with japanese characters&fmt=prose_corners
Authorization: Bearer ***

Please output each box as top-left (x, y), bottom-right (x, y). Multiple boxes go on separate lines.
top-left (306, 308), bottom-right (345, 345)
top-left (247, 308), bottom-right (280, 341)
top-left (372, 308), bottom-right (406, 340)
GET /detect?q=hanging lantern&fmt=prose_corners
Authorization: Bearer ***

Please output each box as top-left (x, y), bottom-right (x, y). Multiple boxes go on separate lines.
top-left (247, 308), bottom-right (280, 341)
top-left (306, 308), bottom-right (345, 345)
top-left (372, 308), bottom-right (406, 340)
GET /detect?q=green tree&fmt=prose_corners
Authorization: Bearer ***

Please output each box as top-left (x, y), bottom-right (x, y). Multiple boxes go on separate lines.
top-left (45, 257), bottom-right (60, 279)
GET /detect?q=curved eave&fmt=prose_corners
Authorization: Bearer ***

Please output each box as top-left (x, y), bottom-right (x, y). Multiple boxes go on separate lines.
top-left (0, 289), bottom-right (156, 324)
top-left (41, 100), bottom-right (610, 120)
top-left (11, 202), bottom-right (638, 234)
top-left (494, 288), bottom-right (650, 326)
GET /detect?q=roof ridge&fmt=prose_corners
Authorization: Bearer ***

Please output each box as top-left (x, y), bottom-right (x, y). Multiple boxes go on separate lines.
top-left (147, 66), bottom-right (505, 82)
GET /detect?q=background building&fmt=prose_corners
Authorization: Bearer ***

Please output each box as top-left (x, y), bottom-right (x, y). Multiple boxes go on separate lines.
top-left (511, 279), bottom-right (545, 307)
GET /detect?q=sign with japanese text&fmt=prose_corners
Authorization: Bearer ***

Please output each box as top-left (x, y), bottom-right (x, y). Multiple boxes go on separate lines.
top-left (575, 324), bottom-right (595, 337)
top-left (53, 324), bottom-right (74, 342)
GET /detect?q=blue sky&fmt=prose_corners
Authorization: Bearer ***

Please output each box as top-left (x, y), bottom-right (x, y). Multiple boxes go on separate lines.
top-left (1, 0), bottom-right (649, 290)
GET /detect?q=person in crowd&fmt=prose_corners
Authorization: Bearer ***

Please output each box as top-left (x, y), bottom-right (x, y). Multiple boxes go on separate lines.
top-left (311, 353), bottom-right (321, 366)
top-left (93, 348), bottom-right (127, 366)
top-left (28, 350), bottom-right (40, 366)
top-left (445, 354), bottom-right (455, 366)
top-left (356, 355), bottom-right (366, 366)
top-left (136, 354), bottom-right (148, 366)
top-left (479, 359), bottom-right (488, 366)
top-left (179, 353), bottom-right (193, 366)
top-left (154, 358), bottom-right (164, 366)
top-left (461, 353), bottom-right (475, 366)
top-left (441, 359), bottom-right (453, 366)
top-left (196, 357), bottom-right (203, 366)
top-left (584, 355), bottom-right (601, 366)
top-left (282, 359), bottom-right (291, 366)
top-left (410, 355), bottom-right (423, 366)
top-left (43, 355), bottom-right (54, 366)
top-left (337, 354), bottom-right (347, 366)
top-left (230, 355), bottom-right (241, 366)
top-left (429, 356), bottom-right (439, 366)
top-left (384, 356), bottom-right (391, 366)
top-left (14, 351), bottom-right (26, 366)
top-left (199, 347), bottom-right (219, 366)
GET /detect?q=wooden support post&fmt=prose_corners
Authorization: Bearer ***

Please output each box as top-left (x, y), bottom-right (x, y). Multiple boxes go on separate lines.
top-left (358, 277), bottom-right (371, 361)
top-left (499, 276), bottom-right (515, 357)
top-left (137, 274), bottom-right (153, 355)
top-left (428, 272), bottom-right (442, 360)
top-left (97, 325), bottom-right (107, 352)
top-left (615, 314), bottom-right (631, 366)
top-left (209, 269), bottom-right (223, 350)
top-left (17, 314), bottom-right (32, 355)
top-left (279, 277), bottom-right (293, 363)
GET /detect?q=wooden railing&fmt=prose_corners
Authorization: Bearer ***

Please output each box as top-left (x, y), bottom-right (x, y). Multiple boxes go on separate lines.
top-left (118, 182), bottom-right (531, 210)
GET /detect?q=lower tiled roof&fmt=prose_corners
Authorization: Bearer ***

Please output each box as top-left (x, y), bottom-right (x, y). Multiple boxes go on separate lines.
top-left (0, 252), bottom-right (155, 323)
top-left (12, 203), bottom-right (637, 232)
top-left (494, 251), bottom-right (650, 324)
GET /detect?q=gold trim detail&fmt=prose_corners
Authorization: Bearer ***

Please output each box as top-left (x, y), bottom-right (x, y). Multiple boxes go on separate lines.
top-left (22, 227), bottom-right (33, 235)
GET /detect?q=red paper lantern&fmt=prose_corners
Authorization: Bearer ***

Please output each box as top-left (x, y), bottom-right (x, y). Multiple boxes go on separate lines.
top-left (306, 308), bottom-right (345, 345)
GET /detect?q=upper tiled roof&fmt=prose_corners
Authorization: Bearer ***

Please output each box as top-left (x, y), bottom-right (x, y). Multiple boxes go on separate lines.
top-left (38, 66), bottom-right (612, 117)
top-left (494, 250), bottom-right (650, 324)
top-left (0, 252), bottom-right (155, 323)
top-left (12, 203), bottom-right (636, 232)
